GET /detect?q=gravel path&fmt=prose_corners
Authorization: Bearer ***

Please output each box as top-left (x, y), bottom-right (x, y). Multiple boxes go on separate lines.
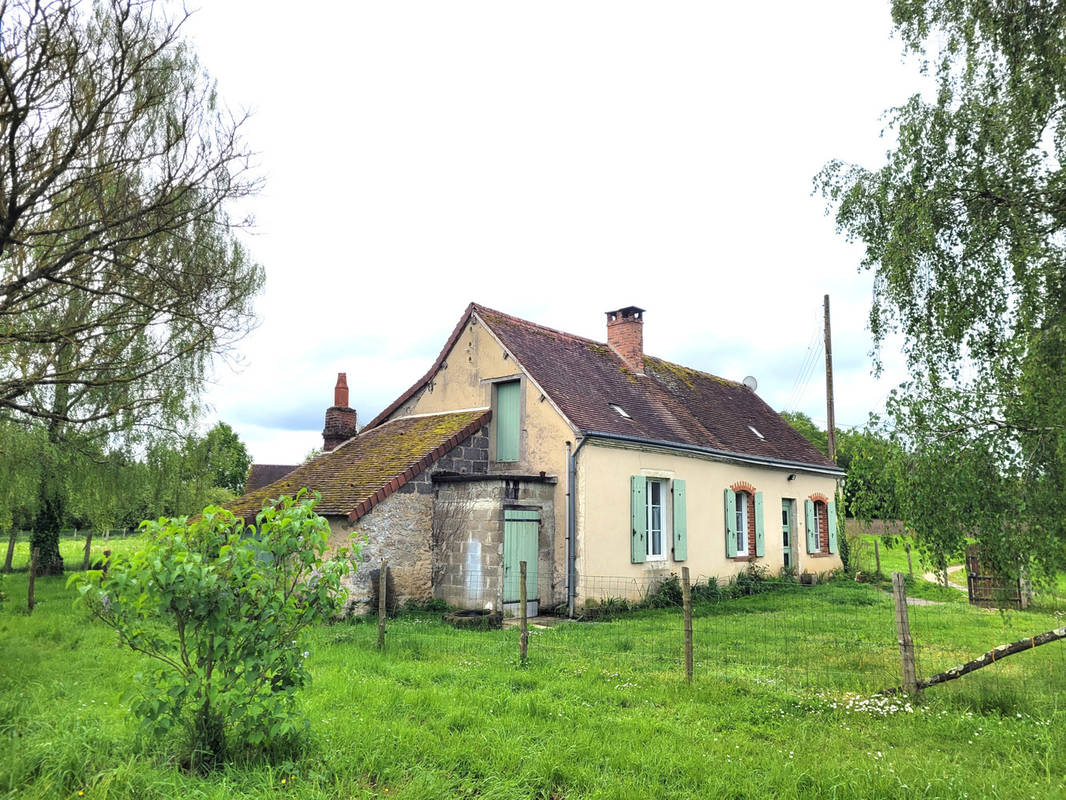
top-left (921, 563), bottom-right (967, 592)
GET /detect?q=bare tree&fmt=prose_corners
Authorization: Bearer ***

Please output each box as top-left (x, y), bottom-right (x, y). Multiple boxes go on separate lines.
top-left (431, 485), bottom-right (475, 587)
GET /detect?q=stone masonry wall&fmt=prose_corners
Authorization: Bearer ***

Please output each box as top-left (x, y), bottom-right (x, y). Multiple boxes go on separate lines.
top-left (327, 426), bottom-right (490, 614)
top-left (433, 477), bottom-right (556, 612)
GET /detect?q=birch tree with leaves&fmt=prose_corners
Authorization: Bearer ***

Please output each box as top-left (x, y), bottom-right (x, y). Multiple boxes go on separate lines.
top-left (818, 1), bottom-right (1066, 585)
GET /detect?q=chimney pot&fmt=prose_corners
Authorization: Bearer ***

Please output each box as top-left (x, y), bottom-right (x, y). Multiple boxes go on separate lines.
top-left (605, 305), bottom-right (646, 373)
top-left (334, 372), bottom-right (349, 408)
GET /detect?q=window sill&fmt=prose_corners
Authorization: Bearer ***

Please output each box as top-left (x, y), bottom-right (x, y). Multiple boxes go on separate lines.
top-left (807, 552), bottom-right (833, 558)
top-left (731, 555), bottom-right (756, 562)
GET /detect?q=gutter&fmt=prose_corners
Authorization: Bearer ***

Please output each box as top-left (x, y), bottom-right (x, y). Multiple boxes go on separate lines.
top-left (566, 437), bottom-right (590, 618)
top-left (580, 430), bottom-right (846, 478)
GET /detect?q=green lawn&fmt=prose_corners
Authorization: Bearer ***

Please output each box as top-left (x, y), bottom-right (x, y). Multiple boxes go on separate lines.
top-left (1, 539), bottom-right (1064, 799)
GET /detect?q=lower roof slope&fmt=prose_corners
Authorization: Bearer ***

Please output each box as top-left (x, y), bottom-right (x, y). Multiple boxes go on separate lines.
top-left (226, 409), bottom-right (490, 522)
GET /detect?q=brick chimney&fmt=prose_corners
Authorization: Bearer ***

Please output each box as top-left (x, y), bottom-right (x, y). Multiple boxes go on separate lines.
top-left (606, 306), bottom-right (645, 373)
top-left (322, 372), bottom-right (357, 451)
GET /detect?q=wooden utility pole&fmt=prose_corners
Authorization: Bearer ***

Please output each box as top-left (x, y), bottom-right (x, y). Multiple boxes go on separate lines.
top-left (824, 294), bottom-right (837, 464)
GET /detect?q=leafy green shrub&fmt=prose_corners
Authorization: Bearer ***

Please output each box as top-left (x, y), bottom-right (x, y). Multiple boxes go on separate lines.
top-left (72, 491), bottom-right (354, 771)
top-left (643, 574), bottom-right (683, 608)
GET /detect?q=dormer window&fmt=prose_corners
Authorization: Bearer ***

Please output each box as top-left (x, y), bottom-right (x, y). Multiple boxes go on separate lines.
top-left (610, 403), bottom-right (631, 419)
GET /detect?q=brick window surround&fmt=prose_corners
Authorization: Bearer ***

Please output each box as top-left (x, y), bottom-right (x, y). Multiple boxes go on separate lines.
top-left (809, 493), bottom-right (831, 556)
top-left (730, 481), bottom-right (758, 561)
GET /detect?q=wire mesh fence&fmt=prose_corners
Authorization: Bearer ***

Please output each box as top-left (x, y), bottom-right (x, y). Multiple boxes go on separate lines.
top-left (349, 565), bottom-right (1065, 711)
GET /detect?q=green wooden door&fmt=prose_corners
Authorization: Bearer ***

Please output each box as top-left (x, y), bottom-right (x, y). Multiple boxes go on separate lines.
top-left (495, 380), bottom-right (520, 462)
top-left (781, 499), bottom-right (793, 568)
top-left (504, 509), bottom-right (539, 607)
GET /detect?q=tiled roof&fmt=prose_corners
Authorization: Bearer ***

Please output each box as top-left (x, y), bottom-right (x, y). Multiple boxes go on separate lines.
top-left (226, 410), bottom-right (490, 522)
top-left (370, 303), bottom-right (838, 471)
top-left (245, 464), bottom-right (298, 492)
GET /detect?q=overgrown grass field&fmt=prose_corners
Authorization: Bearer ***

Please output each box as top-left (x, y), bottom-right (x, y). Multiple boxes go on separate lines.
top-left (1, 538), bottom-right (1064, 799)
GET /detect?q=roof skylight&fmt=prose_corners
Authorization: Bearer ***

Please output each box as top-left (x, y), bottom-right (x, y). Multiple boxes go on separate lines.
top-left (747, 425), bottom-right (765, 440)
top-left (610, 403), bottom-right (632, 419)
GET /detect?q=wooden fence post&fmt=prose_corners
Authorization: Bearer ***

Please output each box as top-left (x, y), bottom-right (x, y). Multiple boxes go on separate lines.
top-left (891, 571), bottom-right (918, 694)
top-left (681, 566), bottom-right (693, 684)
top-left (905, 541), bottom-right (914, 581)
top-left (27, 547), bottom-right (38, 614)
top-left (519, 561), bottom-right (529, 664)
top-left (377, 559), bottom-right (387, 651)
top-left (874, 538), bottom-right (882, 576)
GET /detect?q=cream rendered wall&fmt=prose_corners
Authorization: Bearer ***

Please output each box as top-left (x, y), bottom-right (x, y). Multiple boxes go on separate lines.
top-left (385, 314), bottom-right (575, 598)
top-left (576, 440), bottom-right (841, 601)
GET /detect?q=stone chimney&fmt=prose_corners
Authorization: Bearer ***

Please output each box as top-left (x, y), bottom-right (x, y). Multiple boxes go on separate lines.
top-left (606, 306), bottom-right (646, 373)
top-left (322, 372), bottom-right (357, 452)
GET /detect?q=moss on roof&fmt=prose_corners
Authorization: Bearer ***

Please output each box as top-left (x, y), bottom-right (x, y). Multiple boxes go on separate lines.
top-left (225, 410), bottom-right (490, 521)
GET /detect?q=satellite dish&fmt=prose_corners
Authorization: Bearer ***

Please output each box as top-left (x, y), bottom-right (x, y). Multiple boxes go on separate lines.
top-left (742, 375), bottom-right (758, 392)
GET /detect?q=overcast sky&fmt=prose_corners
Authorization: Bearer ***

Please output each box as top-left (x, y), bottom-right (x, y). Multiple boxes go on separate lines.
top-left (179, 2), bottom-right (922, 465)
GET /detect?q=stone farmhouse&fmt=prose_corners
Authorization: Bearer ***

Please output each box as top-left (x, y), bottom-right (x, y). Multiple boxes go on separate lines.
top-left (228, 303), bottom-right (844, 614)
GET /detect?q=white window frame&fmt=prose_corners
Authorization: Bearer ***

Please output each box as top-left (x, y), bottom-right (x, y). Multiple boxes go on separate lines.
top-left (735, 490), bottom-right (749, 557)
top-left (812, 500), bottom-right (824, 553)
top-left (645, 478), bottom-right (670, 562)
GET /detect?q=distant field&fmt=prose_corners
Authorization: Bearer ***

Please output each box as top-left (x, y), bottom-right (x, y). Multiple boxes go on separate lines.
top-left (2, 540), bottom-right (1064, 800)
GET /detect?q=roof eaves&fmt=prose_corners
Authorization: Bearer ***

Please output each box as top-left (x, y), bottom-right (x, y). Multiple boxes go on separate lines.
top-left (471, 309), bottom-right (581, 437)
top-left (346, 409), bottom-right (492, 522)
top-left (582, 430), bottom-right (846, 477)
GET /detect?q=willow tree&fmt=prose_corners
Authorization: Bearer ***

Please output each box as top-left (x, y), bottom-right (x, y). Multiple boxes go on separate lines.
top-left (0, 0), bottom-right (264, 574)
top-left (818, 2), bottom-right (1066, 583)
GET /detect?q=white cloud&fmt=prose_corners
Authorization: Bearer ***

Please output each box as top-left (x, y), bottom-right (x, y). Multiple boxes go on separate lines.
top-left (181, 1), bottom-right (922, 462)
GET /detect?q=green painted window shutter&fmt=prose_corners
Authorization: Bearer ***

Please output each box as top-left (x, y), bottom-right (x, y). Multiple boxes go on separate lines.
top-left (754, 491), bottom-right (765, 557)
top-left (827, 500), bottom-right (839, 554)
top-left (805, 499), bottom-right (817, 553)
top-left (630, 476), bottom-right (647, 563)
top-left (672, 479), bottom-right (687, 561)
top-left (724, 488), bottom-right (737, 557)
top-left (495, 380), bottom-right (520, 462)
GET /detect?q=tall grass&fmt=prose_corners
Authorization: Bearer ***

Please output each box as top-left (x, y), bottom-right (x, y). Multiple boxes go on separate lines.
top-left (0, 540), bottom-right (1063, 799)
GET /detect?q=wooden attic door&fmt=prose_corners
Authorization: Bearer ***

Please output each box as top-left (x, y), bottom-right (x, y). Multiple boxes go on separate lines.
top-left (503, 508), bottom-right (539, 615)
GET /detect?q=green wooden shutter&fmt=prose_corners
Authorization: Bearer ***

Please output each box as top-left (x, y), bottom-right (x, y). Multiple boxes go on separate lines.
top-left (672, 479), bottom-right (687, 561)
top-left (630, 476), bottom-right (647, 564)
top-left (827, 500), bottom-right (839, 554)
top-left (724, 488), bottom-right (737, 557)
top-left (805, 499), bottom-right (817, 553)
top-left (754, 491), bottom-right (765, 557)
top-left (495, 380), bottom-right (520, 462)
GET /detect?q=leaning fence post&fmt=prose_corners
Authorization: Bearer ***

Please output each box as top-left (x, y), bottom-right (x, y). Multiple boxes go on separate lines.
top-left (891, 571), bottom-right (918, 694)
top-left (681, 566), bottom-right (693, 684)
top-left (874, 538), bottom-right (882, 576)
top-left (905, 541), bottom-right (914, 581)
top-left (27, 547), bottom-right (38, 614)
top-left (519, 561), bottom-right (529, 664)
top-left (377, 558), bottom-right (387, 651)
